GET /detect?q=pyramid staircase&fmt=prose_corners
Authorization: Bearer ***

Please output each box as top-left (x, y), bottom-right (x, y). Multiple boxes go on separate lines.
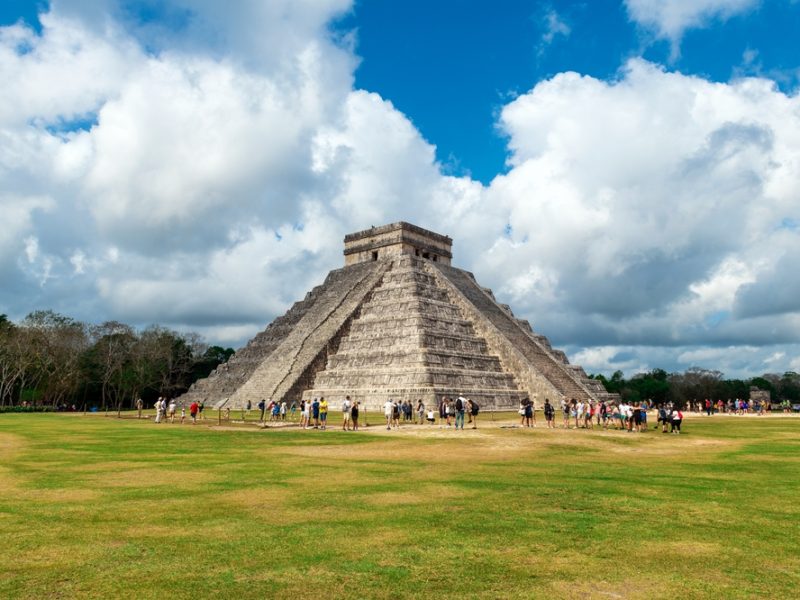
top-left (303, 255), bottom-right (524, 407)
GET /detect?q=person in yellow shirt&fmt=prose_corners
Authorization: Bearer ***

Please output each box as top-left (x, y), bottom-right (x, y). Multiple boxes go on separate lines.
top-left (319, 397), bottom-right (329, 430)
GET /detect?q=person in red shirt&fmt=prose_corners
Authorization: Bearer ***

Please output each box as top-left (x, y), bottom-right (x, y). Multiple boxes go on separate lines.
top-left (190, 401), bottom-right (199, 424)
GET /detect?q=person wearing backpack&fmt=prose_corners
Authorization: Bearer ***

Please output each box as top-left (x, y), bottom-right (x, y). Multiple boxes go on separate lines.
top-left (544, 399), bottom-right (555, 428)
top-left (454, 395), bottom-right (466, 430)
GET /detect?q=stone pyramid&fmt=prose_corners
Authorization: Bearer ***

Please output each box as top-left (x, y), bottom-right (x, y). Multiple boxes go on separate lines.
top-left (180, 222), bottom-right (612, 410)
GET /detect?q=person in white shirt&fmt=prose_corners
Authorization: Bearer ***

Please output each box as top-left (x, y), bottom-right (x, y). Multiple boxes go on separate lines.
top-left (384, 399), bottom-right (394, 430)
top-left (342, 396), bottom-right (352, 431)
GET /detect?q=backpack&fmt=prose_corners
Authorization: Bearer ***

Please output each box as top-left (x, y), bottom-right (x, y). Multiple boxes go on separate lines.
top-left (455, 398), bottom-right (463, 411)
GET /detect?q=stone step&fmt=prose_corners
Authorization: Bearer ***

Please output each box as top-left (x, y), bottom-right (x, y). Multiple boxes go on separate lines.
top-left (430, 263), bottom-right (595, 403)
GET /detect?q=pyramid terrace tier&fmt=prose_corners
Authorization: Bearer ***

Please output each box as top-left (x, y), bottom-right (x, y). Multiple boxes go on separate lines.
top-left (311, 365), bottom-right (518, 389)
top-left (346, 313), bottom-right (478, 337)
top-left (335, 329), bottom-right (495, 355)
top-left (325, 348), bottom-right (508, 372)
top-left (357, 297), bottom-right (464, 321)
top-left (366, 281), bottom-right (450, 304)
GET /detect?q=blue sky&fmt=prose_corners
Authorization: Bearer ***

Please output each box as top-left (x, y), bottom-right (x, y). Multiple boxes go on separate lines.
top-left (343, 0), bottom-right (800, 183)
top-left (1, 0), bottom-right (800, 378)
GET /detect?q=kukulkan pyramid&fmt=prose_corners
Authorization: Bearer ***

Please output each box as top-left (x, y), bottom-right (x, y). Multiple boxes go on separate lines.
top-left (180, 222), bottom-right (612, 410)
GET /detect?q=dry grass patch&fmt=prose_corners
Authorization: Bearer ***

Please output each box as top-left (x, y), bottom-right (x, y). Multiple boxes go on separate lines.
top-left (548, 578), bottom-right (668, 600)
top-left (0, 432), bottom-right (25, 455)
top-left (639, 540), bottom-right (723, 560)
top-left (363, 483), bottom-right (470, 507)
top-left (84, 467), bottom-right (215, 488)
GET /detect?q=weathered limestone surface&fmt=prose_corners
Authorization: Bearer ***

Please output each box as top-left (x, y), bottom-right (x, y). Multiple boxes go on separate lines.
top-left (303, 255), bottom-right (524, 408)
top-left (222, 260), bottom-right (390, 408)
top-left (179, 222), bottom-right (612, 411)
top-left (429, 263), bottom-right (615, 404)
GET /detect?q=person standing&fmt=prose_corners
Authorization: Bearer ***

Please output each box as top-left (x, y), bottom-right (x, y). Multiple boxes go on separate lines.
top-left (467, 399), bottom-right (479, 429)
top-left (439, 396), bottom-right (447, 428)
top-left (523, 398), bottom-right (533, 428)
top-left (416, 399), bottom-right (425, 424)
top-left (136, 397), bottom-right (143, 419)
top-left (342, 396), bottom-right (352, 431)
top-left (180, 403), bottom-right (186, 424)
top-left (271, 401), bottom-right (280, 422)
top-left (300, 399), bottom-right (309, 429)
top-left (392, 399), bottom-right (401, 429)
top-left (351, 401), bottom-right (360, 431)
top-left (319, 397), bottom-right (329, 430)
top-left (258, 399), bottom-right (266, 422)
top-left (544, 399), bottom-right (555, 428)
top-left (199, 401), bottom-right (205, 420)
top-left (311, 397), bottom-right (320, 429)
top-left (671, 408), bottom-right (683, 434)
top-left (455, 395), bottom-right (466, 430)
top-left (167, 399), bottom-right (176, 423)
top-left (384, 398), bottom-right (394, 430)
top-left (280, 401), bottom-right (287, 421)
top-left (154, 398), bottom-right (163, 424)
top-left (562, 399), bottom-right (570, 429)
top-left (189, 400), bottom-right (199, 424)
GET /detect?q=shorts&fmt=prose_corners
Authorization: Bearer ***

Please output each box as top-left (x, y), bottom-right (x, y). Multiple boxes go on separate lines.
top-left (343, 412), bottom-right (351, 421)
top-left (320, 413), bottom-right (327, 421)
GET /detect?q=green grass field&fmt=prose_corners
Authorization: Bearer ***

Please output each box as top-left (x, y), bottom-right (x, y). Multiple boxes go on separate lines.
top-left (1, 413), bottom-right (799, 599)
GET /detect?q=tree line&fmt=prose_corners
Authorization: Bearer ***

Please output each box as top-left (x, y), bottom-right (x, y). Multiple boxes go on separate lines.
top-left (0, 311), bottom-right (234, 412)
top-left (3, 310), bottom-right (797, 412)
top-left (590, 367), bottom-right (800, 407)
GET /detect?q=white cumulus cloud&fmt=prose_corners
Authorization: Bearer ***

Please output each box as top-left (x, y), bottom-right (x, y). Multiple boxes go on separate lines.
top-left (625, 0), bottom-right (760, 47)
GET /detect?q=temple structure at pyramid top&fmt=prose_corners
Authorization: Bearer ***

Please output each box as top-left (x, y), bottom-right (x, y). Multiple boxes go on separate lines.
top-left (344, 222), bottom-right (453, 265)
top-left (179, 222), bottom-right (613, 411)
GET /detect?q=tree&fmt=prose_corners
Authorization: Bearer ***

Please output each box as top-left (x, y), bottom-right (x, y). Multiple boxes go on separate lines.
top-left (87, 321), bottom-right (136, 411)
top-left (778, 372), bottom-right (800, 403)
top-left (192, 345), bottom-right (235, 380)
top-left (20, 311), bottom-right (89, 407)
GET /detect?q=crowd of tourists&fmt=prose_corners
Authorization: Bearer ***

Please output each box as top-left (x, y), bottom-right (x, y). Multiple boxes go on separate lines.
top-left (143, 392), bottom-right (798, 435)
top-left (514, 397), bottom-right (685, 434)
top-left (150, 397), bottom-right (204, 424)
top-left (692, 397), bottom-right (787, 415)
